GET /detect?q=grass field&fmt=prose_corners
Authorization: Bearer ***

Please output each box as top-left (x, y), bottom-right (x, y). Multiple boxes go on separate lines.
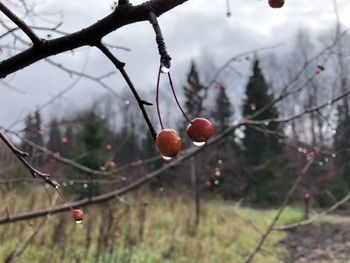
top-left (0, 187), bottom-right (307, 263)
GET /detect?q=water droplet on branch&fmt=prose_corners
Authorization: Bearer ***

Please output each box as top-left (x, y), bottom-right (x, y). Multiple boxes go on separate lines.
top-left (160, 65), bottom-right (170, 74)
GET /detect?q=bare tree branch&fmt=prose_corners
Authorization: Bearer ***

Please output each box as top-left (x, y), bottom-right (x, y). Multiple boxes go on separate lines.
top-left (0, 0), bottom-right (188, 78)
top-left (243, 159), bottom-right (314, 263)
top-left (0, 1), bottom-right (41, 45)
top-left (96, 42), bottom-right (157, 140)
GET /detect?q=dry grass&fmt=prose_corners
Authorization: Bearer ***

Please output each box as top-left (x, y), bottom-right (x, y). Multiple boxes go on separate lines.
top-left (0, 187), bottom-right (305, 263)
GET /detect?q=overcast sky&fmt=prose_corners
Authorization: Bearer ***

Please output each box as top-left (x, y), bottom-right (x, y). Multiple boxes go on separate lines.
top-left (1, 0), bottom-right (349, 131)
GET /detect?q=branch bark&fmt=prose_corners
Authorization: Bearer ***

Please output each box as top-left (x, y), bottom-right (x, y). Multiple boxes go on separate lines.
top-left (0, 2), bottom-right (41, 45)
top-left (0, 0), bottom-right (188, 78)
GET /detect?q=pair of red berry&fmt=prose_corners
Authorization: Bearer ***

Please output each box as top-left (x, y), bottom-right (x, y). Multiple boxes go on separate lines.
top-left (154, 64), bottom-right (213, 160)
top-left (156, 118), bottom-right (213, 160)
top-left (268, 0), bottom-right (284, 8)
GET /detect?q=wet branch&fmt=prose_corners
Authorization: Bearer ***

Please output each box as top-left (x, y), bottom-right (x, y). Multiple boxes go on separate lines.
top-left (0, 131), bottom-right (59, 189)
top-left (0, 2), bottom-right (41, 45)
top-left (96, 42), bottom-right (157, 140)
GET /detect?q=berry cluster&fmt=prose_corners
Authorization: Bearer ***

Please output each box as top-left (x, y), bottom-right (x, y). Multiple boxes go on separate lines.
top-left (155, 66), bottom-right (213, 160)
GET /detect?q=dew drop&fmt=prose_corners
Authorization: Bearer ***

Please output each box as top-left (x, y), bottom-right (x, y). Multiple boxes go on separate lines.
top-left (332, 153), bottom-right (337, 158)
top-left (69, 181), bottom-right (74, 186)
top-left (218, 159), bottom-right (223, 164)
top-left (324, 158), bottom-right (329, 163)
top-left (298, 147), bottom-right (303, 153)
top-left (62, 182), bottom-right (67, 187)
top-left (331, 129), bottom-right (337, 135)
top-left (160, 65), bottom-right (170, 74)
top-left (161, 155), bottom-right (172, 161)
top-left (302, 149), bottom-right (307, 154)
top-left (319, 162), bottom-right (324, 166)
top-left (83, 183), bottom-right (88, 189)
top-left (264, 121), bottom-right (270, 126)
top-left (193, 141), bottom-right (206, 147)
top-left (214, 180), bottom-right (219, 185)
top-left (124, 100), bottom-right (130, 105)
top-left (250, 103), bottom-right (256, 111)
top-left (75, 220), bottom-right (82, 224)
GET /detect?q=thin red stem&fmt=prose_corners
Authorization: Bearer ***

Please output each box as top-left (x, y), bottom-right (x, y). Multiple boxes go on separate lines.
top-left (156, 66), bottom-right (164, 130)
top-left (168, 72), bottom-right (193, 124)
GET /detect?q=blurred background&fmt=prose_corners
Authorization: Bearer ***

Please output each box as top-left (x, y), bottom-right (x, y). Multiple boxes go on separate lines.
top-left (1, 0), bottom-right (350, 262)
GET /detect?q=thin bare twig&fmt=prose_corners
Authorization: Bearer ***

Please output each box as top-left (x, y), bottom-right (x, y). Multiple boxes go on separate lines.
top-left (243, 159), bottom-right (314, 263)
top-left (4, 192), bottom-right (59, 263)
top-left (0, 131), bottom-right (59, 189)
top-left (275, 191), bottom-right (350, 231)
top-left (0, 2), bottom-right (41, 45)
top-left (95, 42), bottom-right (157, 140)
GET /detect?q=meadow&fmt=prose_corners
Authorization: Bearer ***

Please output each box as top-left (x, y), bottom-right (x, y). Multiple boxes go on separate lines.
top-left (0, 187), bottom-right (307, 263)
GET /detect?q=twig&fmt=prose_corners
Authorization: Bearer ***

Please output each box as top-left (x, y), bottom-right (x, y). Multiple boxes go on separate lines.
top-left (243, 159), bottom-right (314, 263)
top-left (149, 10), bottom-right (171, 68)
top-left (0, 2), bottom-right (41, 45)
top-left (0, 0), bottom-right (188, 78)
top-left (4, 192), bottom-right (59, 263)
top-left (5, 128), bottom-right (162, 178)
top-left (95, 42), bottom-right (157, 140)
top-left (275, 191), bottom-right (350, 231)
top-left (0, 131), bottom-right (59, 189)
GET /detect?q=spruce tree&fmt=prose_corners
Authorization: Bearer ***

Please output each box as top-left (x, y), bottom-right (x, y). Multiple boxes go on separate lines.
top-left (183, 61), bottom-right (207, 120)
top-left (21, 115), bottom-right (34, 154)
top-left (211, 84), bottom-right (233, 130)
top-left (333, 104), bottom-right (350, 197)
top-left (71, 109), bottom-right (108, 199)
top-left (47, 119), bottom-right (61, 153)
top-left (242, 59), bottom-right (283, 203)
top-left (80, 110), bottom-right (107, 169)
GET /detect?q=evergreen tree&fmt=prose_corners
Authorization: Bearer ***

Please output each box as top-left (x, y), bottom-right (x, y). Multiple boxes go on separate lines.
top-left (333, 104), bottom-right (350, 196)
top-left (211, 84), bottom-right (233, 130)
top-left (80, 110), bottom-right (107, 169)
top-left (47, 119), bottom-right (61, 154)
top-left (183, 61), bottom-right (207, 120)
top-left (20, 111), bottom-right (44, 165)
top-left (21, 115), bottom-right (34, 154)
top-left (242, 59), bottom-right (283, 203)
top-left (68, 109), bottom-right (108, 199)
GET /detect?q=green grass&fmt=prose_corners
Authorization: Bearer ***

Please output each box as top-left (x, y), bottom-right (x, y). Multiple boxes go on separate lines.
top-left (0, 188), bottom-right (309, 263)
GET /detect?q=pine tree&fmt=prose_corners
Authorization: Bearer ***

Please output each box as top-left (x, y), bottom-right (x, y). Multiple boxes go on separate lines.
top-left (211, 84), bottom-right (233, 130)
top-left (242, 59), bottom-right (283, 203)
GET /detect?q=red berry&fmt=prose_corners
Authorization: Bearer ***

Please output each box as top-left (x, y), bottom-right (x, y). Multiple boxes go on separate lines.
top-left (114, 230), bottom-right (121, 240)
top-left (268, 0), bottom-right (284, 8)
top-left (186, 118), bottom-right (213, 145)
top-left (61, 137), bottom-right (68, 144)
top-left (37, 129), bottom-right (44, 137)
top-left (108, 161), bottom-right (116, 169)
top-left (72, 209), bottom-right (84, 222)
top-left (156, 129), bottom-right (182, 159)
